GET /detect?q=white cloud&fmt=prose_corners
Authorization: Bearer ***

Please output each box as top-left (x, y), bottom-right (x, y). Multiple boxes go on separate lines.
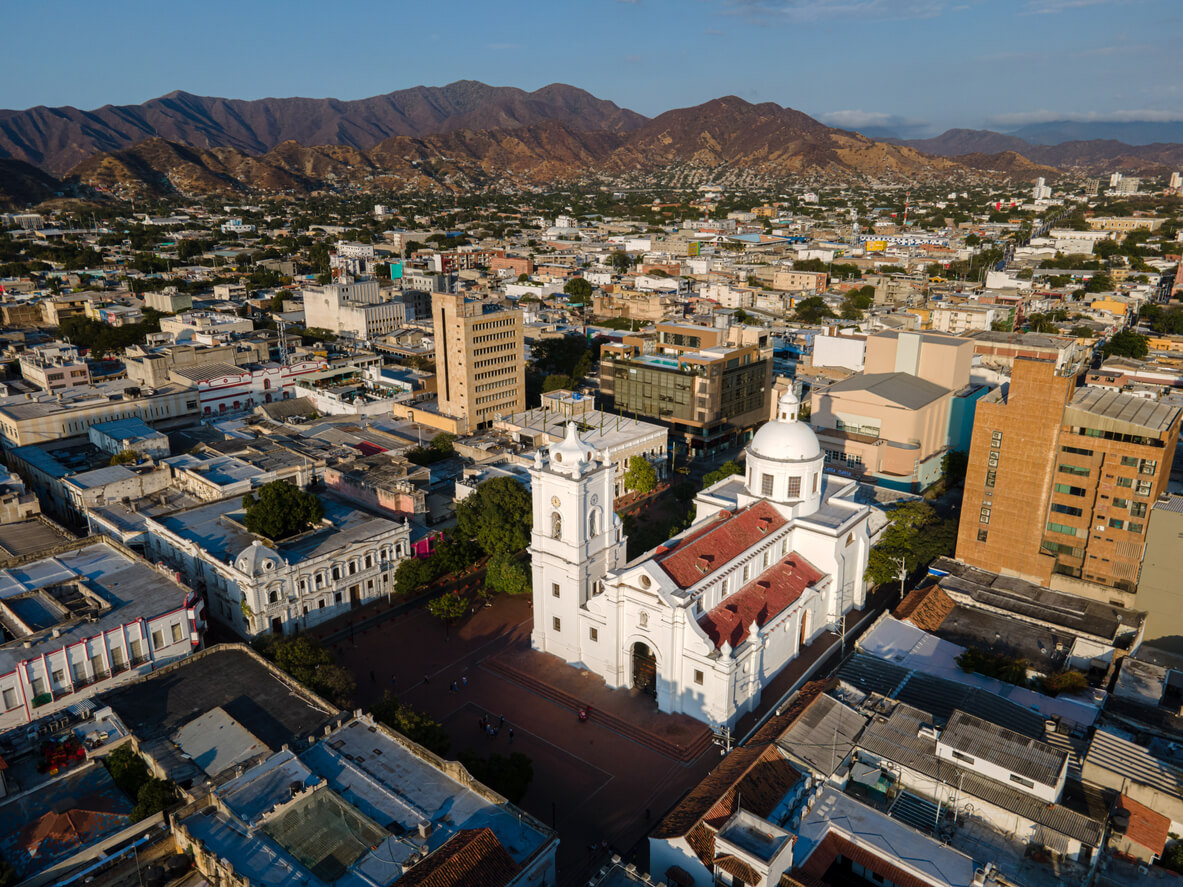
top-left (988, 108), bottom-right (1183, 125)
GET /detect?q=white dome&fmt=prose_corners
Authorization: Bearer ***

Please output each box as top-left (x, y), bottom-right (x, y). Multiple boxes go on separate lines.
top-left (549, 421), bottom-right (596, 475)
top-left (749, 418), bottom-right (821, 463)
top-left (236, 539), bottom-right (282, 575)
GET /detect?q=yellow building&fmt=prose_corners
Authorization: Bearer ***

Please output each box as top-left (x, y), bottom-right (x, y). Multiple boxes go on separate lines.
top-left (1089, 298), bottom-right (1129, 318)
top-left (431, 292), bottom-right (525, 430)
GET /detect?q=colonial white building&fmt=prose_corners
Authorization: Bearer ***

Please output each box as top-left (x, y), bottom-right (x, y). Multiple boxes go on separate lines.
top-left (529, 390), bottom-right (876, 727)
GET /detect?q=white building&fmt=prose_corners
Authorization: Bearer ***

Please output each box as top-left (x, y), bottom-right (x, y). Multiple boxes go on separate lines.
top-left (302, 278), bottom-right (407, 341)
top-left (528, 390), bottom-right (876, 727)
top-left (1032, 177), bottom-right (1052, 201)
top-left (145, 495), bottom-right (412, 638)
top-left (160, 311), bottom-right (254, 342)
top-left (0, 538), bottom-right (205, 731)
top-left (18, 341), bottom-right (90, 393)
top-left (329, 241), bottom-right (377, 278)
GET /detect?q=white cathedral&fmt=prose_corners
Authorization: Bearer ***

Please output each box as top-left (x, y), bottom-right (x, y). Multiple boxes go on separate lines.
top-left (529, 389), bottom-right (878, 728)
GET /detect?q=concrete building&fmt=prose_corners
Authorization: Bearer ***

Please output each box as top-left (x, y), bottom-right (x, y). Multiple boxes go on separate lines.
top-left (529, 391), bottom-right (875, 728)
top-left (966, 330), bottom-right (1090, 376)
top-left (143, 289), bottom-right (192, 313)
top-left (599, 326), bottom-right (773, 456)
top-left (302, 277), bottom-right (407, 341)
top-left (144, 494), bottom-right (412, 638)
top-left (171, 713), bottom-right (557, 887)
top-left (0, 381), bottom-right (199, 447)
top-left (17, 342), bottom-right (90, 393)
top-left (930, 303), bottom-right (1006, 335)
top-left (169, 359), bottom-right (324, 417)
top-left (955, 358), bottom-right (1180, 605)
top-left (0, 538), bottom-right (205, 732)
top-left (771, 269), bottom-right (828, 293)
top-left (432, 292), bottom-right (525, 430)
top-left (494, 390), bottom-right (668, 499)
top-left (87, 417), bottom-right (170, 460)
top-left (159, 311), bottom-right (254, 342)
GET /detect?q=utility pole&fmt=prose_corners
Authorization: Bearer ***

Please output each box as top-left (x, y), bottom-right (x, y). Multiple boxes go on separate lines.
top-left (892, 555), bottom-right (907, 603)
top-left (712, 725), bottom-right (733, 756)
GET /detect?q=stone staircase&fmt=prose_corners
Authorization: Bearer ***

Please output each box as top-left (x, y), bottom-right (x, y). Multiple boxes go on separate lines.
top-left (483, 656), bottom-right (713, 763)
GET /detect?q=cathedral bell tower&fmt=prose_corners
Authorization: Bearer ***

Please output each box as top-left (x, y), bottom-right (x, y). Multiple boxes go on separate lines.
top-left (528, 422), bottom-right (624, 662)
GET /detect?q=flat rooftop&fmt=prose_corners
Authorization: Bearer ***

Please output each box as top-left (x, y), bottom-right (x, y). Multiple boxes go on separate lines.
top-left (497, 407), bottom-right (665, 450)
top-left (102, 645), bottom-right (335, 751)
top-left (1065, 386), bottom-right (1180, 436)
top-left (0, 540), bottom-right (192, 675)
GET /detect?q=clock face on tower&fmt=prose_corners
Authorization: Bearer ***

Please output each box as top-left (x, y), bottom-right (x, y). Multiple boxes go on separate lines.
top-left (551, 496), bottom-right (561, 508)
top-left (590, 494), bottom-right (599, 506)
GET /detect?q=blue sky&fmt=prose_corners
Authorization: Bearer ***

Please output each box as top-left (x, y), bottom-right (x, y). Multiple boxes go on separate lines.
top-left (5, 0), bottom-right (1179, 135)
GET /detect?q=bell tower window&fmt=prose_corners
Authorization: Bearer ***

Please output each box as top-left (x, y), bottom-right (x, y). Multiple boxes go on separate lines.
top-left (551, 511), bottom-right (563, 540)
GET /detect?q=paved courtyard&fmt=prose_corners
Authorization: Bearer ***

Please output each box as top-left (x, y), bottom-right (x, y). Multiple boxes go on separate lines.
top-left (318, 585), bottom-right (891, 885)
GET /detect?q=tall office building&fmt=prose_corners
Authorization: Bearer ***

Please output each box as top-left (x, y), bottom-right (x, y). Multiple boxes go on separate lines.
top-left (431, 292), bottom-right (525, 430)
top-left (956, 358), bottom-right (1180, 605)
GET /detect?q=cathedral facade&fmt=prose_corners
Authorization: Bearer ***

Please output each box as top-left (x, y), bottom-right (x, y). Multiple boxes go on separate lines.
top-left (529, 391), bottom-right (876, 728)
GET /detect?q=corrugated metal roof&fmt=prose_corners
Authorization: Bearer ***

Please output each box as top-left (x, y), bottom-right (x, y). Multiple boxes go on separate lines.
top-left (837, 653), bottom-right (911, 697)
top-left (858, 703), bottom-right (1102, 846)
top-left (1084, 729), bottom-right (1183, 799)
top-left (940, 711), bottom-right (1067, 785)
top-left (776, 694), bottom-right (867, 777)
top-left (1066, 386), bottom-right (1180, 434)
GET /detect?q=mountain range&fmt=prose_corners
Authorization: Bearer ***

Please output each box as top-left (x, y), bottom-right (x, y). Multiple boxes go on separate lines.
top-left (0, 81), bottom-right (1178, 203)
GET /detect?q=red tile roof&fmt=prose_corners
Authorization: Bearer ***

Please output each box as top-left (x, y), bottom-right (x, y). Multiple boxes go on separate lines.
top-left (1117, 793), bottom-right (1170, 856)
top-left (20, 807), bottom-right (128, 860)
top-left (658, 501), bottom-right (787, 588)
top-left (894, 584), bottom-right (955, 633)
top-left (397, 828), bottom-right (522, 887)
top-left (698, 554), bottom-right (823, 649)
top-left (794, 832), bottom-right (934, 887)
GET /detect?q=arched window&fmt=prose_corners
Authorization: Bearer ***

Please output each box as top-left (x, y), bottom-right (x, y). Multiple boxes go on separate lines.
top-left (268, 589), bottom-right (278, 604)
top-left (551, 511), bottom-right (562, 540)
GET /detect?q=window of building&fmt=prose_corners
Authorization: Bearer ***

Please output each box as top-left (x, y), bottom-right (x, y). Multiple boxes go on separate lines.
top-left (334, 592), bottom-right (342, 604)
top-left (1136, 480), bottom-right (1153, 496)
top-left (694, 669), bottom-right (704, 685)
top-left (2, 687), bottom-right (16, 710)
top-left (985, 470), bottom-right (996, 488)
top-left (318, 600), bottom-right (325, 609)
top-left (979, 507), bottom-right (991, 525)
top-left (1116, 476), bottom-right (1133, 488)
top-left (1054, 483), bottom-right (1086, 497)
top-left (551, 511), bottom-right (562, 540)
top-left (813, 473), bottom-right (818, 493)
top-left (977, 529), bottom-right (988, 543)
top-left (1113, 498), bottom-right (1129, 509)
top-left (787, 476), bottom-right (801, 498)
top-left (589, 627), bottom-right (598, 642)
top-left (552, 583), bottom-right (560, 598)
top-left (51, 669), bottom-right (64, 686)
top-left (1140, 459), bottom-right (1157, 477)
top-left (129, 639), bottom-right (143, 662)
top-left (1061, 445), bottom-right (1093, 456)
top-left (1058, 464), bottom-right (1089, 476)
top-left (1109, 518), bottom-right (1125, 530)
top-left (1047, 522), bottom-right (1077, 536)
top-left (1120, 456), bottom-right (1139, 467)
top-left (268, 590), bottom-right (278, 604)
top-left (1051, 503), bottom-right (1083, 517)
top-left (1128, 521), bottom-right (1144, 533)
top-left (552, 617), bottom-right (561, 632)
top-left (742, 563), bottom-right (750, 582)
top-left (1131, 501), bottom-right (1147, 518)
top-left (171, 623), bottom-right (184, 643)
top-left (1009, 774), bottom-right (1035, 790)
top-left (990, 430), bottom-right (1003, 448)
top-left (152, 629), bottom-right (164, 649)
top-left (987, 450), bottom-right (999, 468)
top-left (951, 750), bottom-right (975, 764)
top-left (761, 474), bottom-right (774, 497)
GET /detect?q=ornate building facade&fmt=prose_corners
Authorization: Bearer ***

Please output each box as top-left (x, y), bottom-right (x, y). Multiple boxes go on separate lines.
top-left (529, 391), bottom-right (877, 727)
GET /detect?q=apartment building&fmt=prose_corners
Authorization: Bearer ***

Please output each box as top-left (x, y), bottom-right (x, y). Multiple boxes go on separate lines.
top-left (18, 341), bottom-right (90, 392)
top-left (771, 269), bottom-right (828, 293)
top-left (169, 358), bottom-right (325, 417)
top-left (159, 311), bottom-right (254, 341)
top-left (956, 358), bottom-right (1180, 604)
top-left (930, 303), bottom-right (1006, 335)
top-left (432, 292), bottom-right (525, 429)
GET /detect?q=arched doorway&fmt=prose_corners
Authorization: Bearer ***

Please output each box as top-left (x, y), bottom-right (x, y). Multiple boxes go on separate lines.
top-left (632, 642), bottom-right (657, 699)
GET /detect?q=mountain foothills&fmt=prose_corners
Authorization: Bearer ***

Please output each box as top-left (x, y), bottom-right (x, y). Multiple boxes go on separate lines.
top-left (0, 81), bottom-right (1176, 199)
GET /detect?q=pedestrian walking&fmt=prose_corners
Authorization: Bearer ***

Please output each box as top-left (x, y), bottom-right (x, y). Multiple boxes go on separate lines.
top-left (461, 675), bottom-right (468, 688)
top-left (450, 681), bottom-right (458, 693)
top-left (508, 727), bottom-right (514, 744)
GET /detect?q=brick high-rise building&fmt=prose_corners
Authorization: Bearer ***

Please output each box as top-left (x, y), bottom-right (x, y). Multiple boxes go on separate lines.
top-left (956, 358), bottom-right (1180, 605)
top-left (431, 292), bottom-right (525, 430)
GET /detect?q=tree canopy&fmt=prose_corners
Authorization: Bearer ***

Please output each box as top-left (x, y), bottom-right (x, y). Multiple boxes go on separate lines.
top-left (371, 692), bottom-right (451, 757)
top-left (623, 455), bottom-right (658, 495)
top-left (242, 481), bottom-right (325, 541)
top-left (563, 277), bottom-right (592, 300)
top-left (254, 634), bottom-right (356, 708)
top-left (1102, 330), bottom-right (1148, 359)
top-left (865, 500), bottom-right (956, 587)
top-left (702, 460), bottom-right (743, 488)
top-left (455, 476), bottom-right (533, 556)
top-left (794, 296), bottom-right (834, 324)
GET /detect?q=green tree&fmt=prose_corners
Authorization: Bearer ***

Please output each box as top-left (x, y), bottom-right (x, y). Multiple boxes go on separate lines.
top-left (257, 634), bottom-right (356, 708)
top-left (964, 233), bottom-right (981, 246)
top-left (563, 277), bottom-right (592, 300)
top-left (430, 432), bottom-right (457, 455)
top-left (542, 374), bottom-right (574, 393)
top-left (105, 745), bottom-right (150, 799)
top-left (427, 591), bottom-right (468, 636)
top-left (1025, 313), bottom-right (1056, 333)
top-left (1084, 272), bottom-right (1114, 293)
top-left (394, 556), bottom-right (433, 597)
top-left (865, 501), bottom-right (956, 587)
top-left (1069, 325), bottom-right (1095, 338)
top-left (1160, 842), bottom-right (1183, 874)
top-left (609, 251), bottom-right (631, 274)
top-left (702, 460), bottom-right (744, 488)
top-left (485, 552), bottom-right (531, 596)
top-left (109, 449), bottom-right (138, 466)
top-left (794, 296), bottom-right (834, 324)
top-left (455, 476), bottom-right (532, 556)
top-left (623, 455), bottom-right (658, 495)
top-left (242, 481), bottom-right (325, 541)
top-left (371, 692), bottom-right (451, 757)
top-left (131, 778), bottom-right (176, 822)
top-left (1102, 330), bottom-right (1149, 359)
